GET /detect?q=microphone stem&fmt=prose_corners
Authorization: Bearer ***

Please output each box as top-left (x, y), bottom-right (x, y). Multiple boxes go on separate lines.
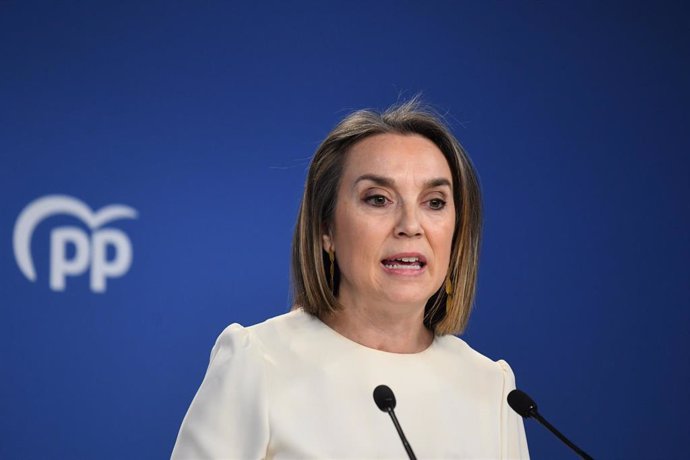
top-left (386, 409), bottom-right (417, 460)
top-left (532, 412), bottom-right (593, 460)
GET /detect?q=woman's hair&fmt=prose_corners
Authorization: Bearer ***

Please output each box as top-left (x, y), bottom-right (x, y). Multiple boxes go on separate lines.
top-left (291, 99), bottom-right (482, 335)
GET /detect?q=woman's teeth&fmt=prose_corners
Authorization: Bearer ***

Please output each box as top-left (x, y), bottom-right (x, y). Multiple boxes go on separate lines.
top-left (382, 257), bottom-right (423, 269)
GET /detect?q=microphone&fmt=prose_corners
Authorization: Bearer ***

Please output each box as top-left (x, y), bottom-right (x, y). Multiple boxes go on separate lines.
top-left (508, 389), bottom-right (594, 460)
top-left (373, 385), bottom-right (417, 460)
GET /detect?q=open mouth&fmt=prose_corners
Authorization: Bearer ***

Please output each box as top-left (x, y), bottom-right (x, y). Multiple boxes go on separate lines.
top-left (381, 256), bottom-right (426, 270)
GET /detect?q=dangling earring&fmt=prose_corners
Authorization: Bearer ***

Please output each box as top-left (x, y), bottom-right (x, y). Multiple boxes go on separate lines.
top-left (445, 274), bottom-right (454, 308)
top-left (329, 248), bottom-right (335, 290)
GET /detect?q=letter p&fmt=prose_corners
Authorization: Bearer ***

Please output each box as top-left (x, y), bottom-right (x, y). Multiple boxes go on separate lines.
top-left (90, 229), bottom-right (133, 293)
top-left (50, 227), bottom-right (90, 291)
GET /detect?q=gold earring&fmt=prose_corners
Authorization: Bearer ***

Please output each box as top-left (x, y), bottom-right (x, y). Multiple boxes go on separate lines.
top-left (329, 248), bottom-right (335, 289)
top-left (445, 274), bottom-right (453, 307)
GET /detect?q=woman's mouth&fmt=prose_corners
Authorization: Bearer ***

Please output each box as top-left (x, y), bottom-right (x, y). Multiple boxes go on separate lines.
top-left (380, 254), bottom-right (427, 272)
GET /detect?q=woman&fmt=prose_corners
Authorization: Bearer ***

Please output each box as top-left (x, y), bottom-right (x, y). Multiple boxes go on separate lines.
top-left (171, 100), bottom-right (529, 459)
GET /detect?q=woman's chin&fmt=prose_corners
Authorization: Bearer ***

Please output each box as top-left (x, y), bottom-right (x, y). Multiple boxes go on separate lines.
top-left (381, 289), bottom-right (436, 310)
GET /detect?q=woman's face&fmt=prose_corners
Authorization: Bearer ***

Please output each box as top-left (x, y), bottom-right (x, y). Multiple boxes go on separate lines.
top-left (323, 133), bottom-right (455, 312)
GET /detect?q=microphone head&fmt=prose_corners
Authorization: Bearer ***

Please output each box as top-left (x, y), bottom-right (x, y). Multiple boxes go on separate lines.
top-left (507, 389), bottom-right (538, 418)
top-left (373, 385), bottom-right (397, 412)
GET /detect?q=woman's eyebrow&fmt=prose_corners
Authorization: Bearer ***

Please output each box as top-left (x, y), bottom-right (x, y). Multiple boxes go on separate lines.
top-left (354, 174), bottom-right (394, 188)
top-left (426, 178), bottom-right (452, 189)
top-left (354, 174), bottom-right (451, 189)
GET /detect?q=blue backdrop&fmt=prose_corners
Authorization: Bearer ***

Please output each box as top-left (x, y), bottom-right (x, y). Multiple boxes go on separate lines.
top-left (1, 1), bottom-right (688, 458)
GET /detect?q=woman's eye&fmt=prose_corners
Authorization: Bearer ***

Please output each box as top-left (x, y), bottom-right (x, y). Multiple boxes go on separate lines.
top-left (365, 195), bottom-right (389, 207)
top-left (428, 198), bottom-right (446, 210)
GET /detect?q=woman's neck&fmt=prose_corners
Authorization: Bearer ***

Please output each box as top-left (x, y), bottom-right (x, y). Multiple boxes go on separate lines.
top-left (321, 300), bottom-right (433, 354)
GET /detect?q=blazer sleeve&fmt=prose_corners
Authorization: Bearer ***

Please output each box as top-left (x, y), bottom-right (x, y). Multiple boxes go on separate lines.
top-left (497, 360), bottom-right (530, 459)
top-left (171, 324), bottom-right (270, 460)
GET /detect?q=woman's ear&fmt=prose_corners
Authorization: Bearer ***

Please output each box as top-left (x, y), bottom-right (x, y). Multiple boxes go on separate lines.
top-left (322, 232), bottom-right (333, 253)
top-left (321, 223), bottom-right (334, 253)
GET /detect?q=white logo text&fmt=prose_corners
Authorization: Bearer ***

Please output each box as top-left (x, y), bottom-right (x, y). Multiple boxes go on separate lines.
top-left (13, 195), bottom-right (138, 293)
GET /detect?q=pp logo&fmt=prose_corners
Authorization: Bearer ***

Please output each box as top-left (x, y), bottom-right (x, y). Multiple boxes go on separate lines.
top-left (13, 195), bottom-right (138, 293)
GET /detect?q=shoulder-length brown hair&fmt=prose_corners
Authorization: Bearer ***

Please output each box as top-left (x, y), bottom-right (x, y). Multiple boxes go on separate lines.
top-left (291, 100), bottom-right (482, 335)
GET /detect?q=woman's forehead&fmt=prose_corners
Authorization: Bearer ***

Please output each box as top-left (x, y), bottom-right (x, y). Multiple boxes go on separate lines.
top-left (341, 133), bottom-right (452, 184)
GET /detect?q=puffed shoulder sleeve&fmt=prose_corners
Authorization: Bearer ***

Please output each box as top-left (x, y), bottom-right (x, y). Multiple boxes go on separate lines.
top-left (171, 324), bottom-right (269, 460)
top-left (497, 360), bottom-right (530, 459)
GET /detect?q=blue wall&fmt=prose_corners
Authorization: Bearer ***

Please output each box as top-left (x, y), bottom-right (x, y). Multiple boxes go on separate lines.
top-left (1, 1), bottom-right (688, 458)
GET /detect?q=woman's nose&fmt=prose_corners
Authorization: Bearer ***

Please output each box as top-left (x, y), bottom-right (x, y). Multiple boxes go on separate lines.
top-left (395, 204), bottom-right (423, 237)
